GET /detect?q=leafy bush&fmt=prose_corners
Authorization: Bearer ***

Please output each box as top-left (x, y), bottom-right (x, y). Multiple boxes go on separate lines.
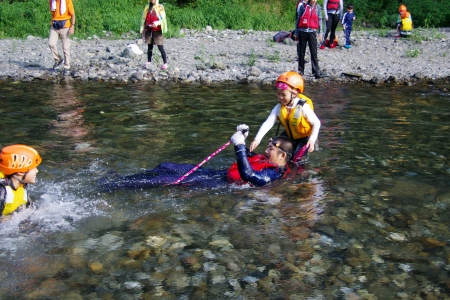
top-left (0, 0), bottom-right (449, 38)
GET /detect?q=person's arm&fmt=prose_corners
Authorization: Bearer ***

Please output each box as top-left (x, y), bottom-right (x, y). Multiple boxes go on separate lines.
top-left (339, 0), bottom-right (344, 19)
top-left (323, 0), bottom-right (328, 21)
top-left (140, 5), bottom-right (148, 34)
top-left (302, 104), bottom-right (321, 151)
top-left (250, 105), bottom-right (279, 151)
top-left (234, 144), bottom-right (283, 186)
top-left (68, 0), bottom-right (75, 35)
top-left (317, 5), bottom-right (323, 35)
top-left (294, 3), bottom-right (305, 36)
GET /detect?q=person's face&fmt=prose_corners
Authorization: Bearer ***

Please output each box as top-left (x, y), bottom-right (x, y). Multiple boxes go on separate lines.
top-left (150, 0), bottom-right (156, 4)
top-left (347, 8), bottom-right (353, 13)
top-left (276, 89), bottom-right (297, 106)
top-left (264, 139), bottom-right (286, 164)
top-left (22, 168), bottom-right (38, 184)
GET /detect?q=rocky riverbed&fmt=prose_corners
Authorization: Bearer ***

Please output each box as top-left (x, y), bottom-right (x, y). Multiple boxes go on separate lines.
top-left (1, 27), bottom-right (449, 85)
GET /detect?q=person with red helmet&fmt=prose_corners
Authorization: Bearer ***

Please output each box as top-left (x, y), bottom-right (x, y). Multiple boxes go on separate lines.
top-left (0, 144), bottom-right (42, 217)
top-left (250, 71), bottom-right (321, 163)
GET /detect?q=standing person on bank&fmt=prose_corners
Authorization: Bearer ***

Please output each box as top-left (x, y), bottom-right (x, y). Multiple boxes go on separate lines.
top-left (320, 0), bottom-right (343, 49)
top-left (342, 4), bottom-right (356, 49)
top-left (294, 0), bottom-right (324, 79)
top-left (48, 0), bottom-right (75, 72)
top-left (0, 145), bottom-right (42, 217)
top-left (140, 0), bottom-right (168, 70)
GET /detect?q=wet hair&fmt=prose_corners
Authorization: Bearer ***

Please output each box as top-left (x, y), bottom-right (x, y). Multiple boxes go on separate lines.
top-left (347, 4), bottom-right (354, 9)
top-left (270, 136), bottom-right (294, 162)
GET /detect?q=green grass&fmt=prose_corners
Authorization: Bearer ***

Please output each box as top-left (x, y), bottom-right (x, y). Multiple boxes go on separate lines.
top-left (247, 49), bottom-right (257, 67)
top-left (1, 0), bottom-right (448, 39)
top-left (410, 28), bottom-right (446, 43)
top-left (405, 48), bottom-right (421, 58)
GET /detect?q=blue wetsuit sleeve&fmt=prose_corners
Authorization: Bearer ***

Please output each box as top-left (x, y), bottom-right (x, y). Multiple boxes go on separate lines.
top-left (234, 144), bottom-right (284, 187)
top-left (0, 184), bottom-right (6, 216)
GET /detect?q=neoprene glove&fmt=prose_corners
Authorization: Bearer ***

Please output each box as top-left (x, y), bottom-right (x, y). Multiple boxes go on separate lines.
top-left (236, 124), bottom-right (249, 139)
top-left (231, 131), bottom-right (245, 146)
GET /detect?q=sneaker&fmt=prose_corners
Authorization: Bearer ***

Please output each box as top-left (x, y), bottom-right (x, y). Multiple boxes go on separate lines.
top-left (161, 63), bottom-right (168, 70)
top-left (329, 43), bottom-right (336, 49)
top-left (144, 62), bottom-right (152, 69)
top-left (333, 41), bottom-right (338, 47)
top-left (344, 44), bottom-right (351, 49)
top-left (319, 44), bottom-right (325, 50)
top-left (53, 59), bottom-right (64, 70)
top-left (324, 39), bottom-right (330, 47)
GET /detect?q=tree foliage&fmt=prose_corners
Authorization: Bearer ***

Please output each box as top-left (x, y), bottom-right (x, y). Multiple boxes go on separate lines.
top-left (0, 0), bottom-right (448, 38)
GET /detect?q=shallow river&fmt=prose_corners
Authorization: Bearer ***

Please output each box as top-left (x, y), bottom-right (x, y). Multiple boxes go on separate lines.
top-left (0, 79), bottom-right (449, 299)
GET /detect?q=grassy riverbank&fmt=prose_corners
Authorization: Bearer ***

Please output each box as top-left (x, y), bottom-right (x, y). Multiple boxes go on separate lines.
top-left (1, 0), bottom-right (449, 39)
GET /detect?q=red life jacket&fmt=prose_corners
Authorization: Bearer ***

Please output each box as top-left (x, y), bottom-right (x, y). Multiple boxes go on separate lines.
top-left (298, 4), bottom-right (319, 30)
top-left (145, 9), bottom-right (161, 31)
top-left (326, 0), bottom-right (339, 11)
top-left (227, 154), bottom-right (279, 183)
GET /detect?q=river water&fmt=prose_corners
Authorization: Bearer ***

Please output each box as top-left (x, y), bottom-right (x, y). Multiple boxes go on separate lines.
top-left (0, 79), bottom-right (449, 299)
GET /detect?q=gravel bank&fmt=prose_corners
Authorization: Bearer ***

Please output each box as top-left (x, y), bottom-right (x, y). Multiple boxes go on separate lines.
top-left (1, 28), bottom-right (449, 85)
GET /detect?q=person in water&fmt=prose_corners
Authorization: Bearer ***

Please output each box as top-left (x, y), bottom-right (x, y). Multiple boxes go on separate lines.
top-left (99, 125), bottom-right (293, 191)
top-left (0, 144), bottom-right (42, 217)
top-left (249, 71), bottom-right (321, 163)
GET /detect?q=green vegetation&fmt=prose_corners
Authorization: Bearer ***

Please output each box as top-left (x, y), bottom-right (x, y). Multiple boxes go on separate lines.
top-left (247, 49), bottom-right (257, 67)
top-left (405, 48), bottom-right (421, 58)
top-left (1, 0), bottom-right (449, 39)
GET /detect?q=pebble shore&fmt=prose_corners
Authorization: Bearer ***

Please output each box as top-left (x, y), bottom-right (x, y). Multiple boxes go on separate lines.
top-left (1, 28), bottom-right (449, 85)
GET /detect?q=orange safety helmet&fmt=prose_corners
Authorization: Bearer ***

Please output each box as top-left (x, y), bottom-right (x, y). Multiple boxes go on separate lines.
top-left (276, 71), bottom-right (304, 93)
top-left (0, 144), bottom-right (42, 175)
top-left (399, 4), bottom-right (407, 13)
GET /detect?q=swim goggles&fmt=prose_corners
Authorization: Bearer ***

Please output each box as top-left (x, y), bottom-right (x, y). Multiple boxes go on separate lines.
top-left (269, 138), bottom-right (292, 157)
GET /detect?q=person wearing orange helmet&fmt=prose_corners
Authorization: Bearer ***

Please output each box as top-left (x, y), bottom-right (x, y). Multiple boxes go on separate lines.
top-left (396, 4), bottom-right (413, 38)
top-left (249, 71), bottom-right (321, 163)
top-left (0, 144), bottom-right (42, 217)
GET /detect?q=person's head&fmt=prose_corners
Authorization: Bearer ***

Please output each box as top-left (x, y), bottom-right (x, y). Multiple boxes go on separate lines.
top-left (0, 144), bottom-right (42, 186)
top-left (265, 136), bottom-right (293, 167)
top-left (308, 0), bottom-right (317, 5)
top-left (347, 4), bottom-right (354, 12)
top-left (276, 71), bottom-right (304, 106)
top-left (399, 4), bottom-right (407, 14)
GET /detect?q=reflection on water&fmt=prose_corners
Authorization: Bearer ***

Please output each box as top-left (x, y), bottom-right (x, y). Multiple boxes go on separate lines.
top-left (0, 80), bottom-right (449, 299)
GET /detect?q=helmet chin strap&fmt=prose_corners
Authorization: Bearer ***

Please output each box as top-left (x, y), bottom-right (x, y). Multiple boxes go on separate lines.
top-left (12, 173), bottom-right (27, 185)
top-left (286, 91), bottom-right (297, 107)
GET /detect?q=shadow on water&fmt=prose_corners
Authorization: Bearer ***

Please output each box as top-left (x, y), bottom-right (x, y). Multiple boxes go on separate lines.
top-left (0, 79), bottom-right (449, 299)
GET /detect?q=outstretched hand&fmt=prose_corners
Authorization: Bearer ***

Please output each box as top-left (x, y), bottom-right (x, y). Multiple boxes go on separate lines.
top-left (249, 140), bottom-right (259, 152)
top-left (306, 140), bottom-right (315, 152)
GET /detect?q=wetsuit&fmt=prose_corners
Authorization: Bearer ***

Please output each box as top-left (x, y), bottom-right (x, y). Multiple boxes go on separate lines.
top-left (99, 144), bottom-right (288, 191)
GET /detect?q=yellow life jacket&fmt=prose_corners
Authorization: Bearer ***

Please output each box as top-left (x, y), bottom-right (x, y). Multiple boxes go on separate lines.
top-left (277, 94), bottom-right (314, 140)
top-left (401, 15), bottom-right (412, 31)
top-left (0, 172), bottom-right (28, 216)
